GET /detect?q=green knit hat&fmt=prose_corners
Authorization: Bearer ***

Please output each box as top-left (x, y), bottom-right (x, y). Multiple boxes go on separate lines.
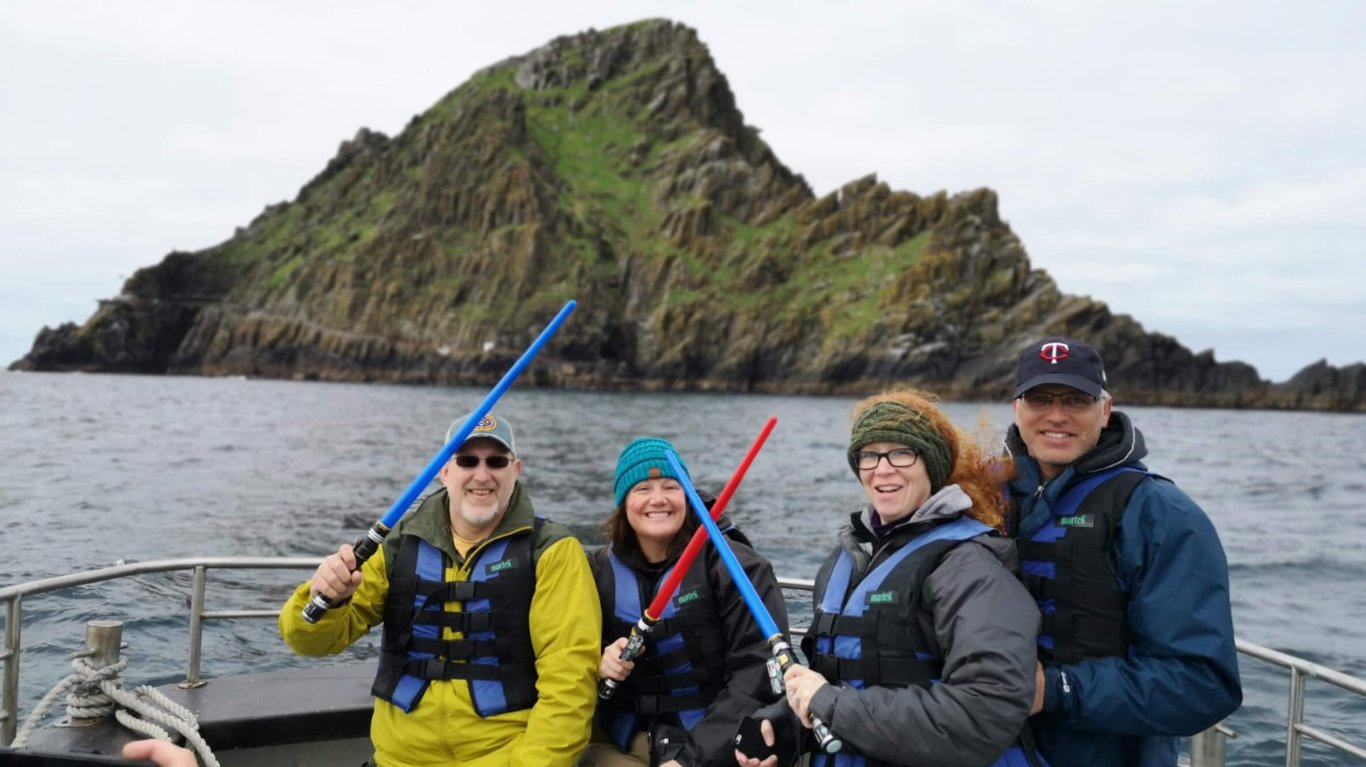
top-left (847, 400), bottom-right (952, 492)
top-left (614, 437), bottom-right (692, 507)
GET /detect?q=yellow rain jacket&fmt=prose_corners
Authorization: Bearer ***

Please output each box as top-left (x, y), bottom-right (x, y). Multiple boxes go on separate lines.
top-left (279, 484), bottom-right (600, 767)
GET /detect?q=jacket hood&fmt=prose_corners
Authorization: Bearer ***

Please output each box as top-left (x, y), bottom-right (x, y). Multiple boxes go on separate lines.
top-left (845, 482), bottom-right (1018, 570)
top-left (974, 532), bottom-right (1021, 573)
top-left (1005, 409), bottom-right (1148, 480)
top-left (851, 483), bottom-right (972, 540)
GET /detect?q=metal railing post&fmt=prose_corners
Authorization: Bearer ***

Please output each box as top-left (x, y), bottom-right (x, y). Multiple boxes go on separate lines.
top-left (1190, 723), bottom-right (1227, 767)
top-left (1286, 667), bottom-right (1305, 767)
top-left (181, 566), bottom-right (208, 689)
top-left (2, 595), bottom-right (21, 746)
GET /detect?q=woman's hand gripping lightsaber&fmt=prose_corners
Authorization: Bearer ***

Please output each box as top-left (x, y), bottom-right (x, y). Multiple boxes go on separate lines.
top-left (665, 449), bottom-right (842, 754)
top-left (599, 417), bottom-right (778, 699)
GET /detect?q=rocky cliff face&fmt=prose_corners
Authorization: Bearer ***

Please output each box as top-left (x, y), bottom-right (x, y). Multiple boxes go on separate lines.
top-left (11, 20), bottom-right (1363, 411)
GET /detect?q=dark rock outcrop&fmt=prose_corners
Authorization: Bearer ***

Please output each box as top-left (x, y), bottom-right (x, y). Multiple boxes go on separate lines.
top-left (10, 20), bottom-right (1363, 411)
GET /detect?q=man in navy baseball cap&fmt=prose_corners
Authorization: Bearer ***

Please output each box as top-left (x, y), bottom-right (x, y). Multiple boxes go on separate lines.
top-left (1004, 338), bottom-right (1241, 767)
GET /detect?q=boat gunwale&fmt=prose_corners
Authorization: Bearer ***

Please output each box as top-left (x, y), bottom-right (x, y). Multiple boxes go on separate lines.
top-left (4, 557), bottom-right (1366, 765)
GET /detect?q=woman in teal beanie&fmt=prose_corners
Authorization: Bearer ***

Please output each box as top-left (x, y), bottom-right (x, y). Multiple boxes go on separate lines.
top-left (579, 437), bottom-right (788, 767)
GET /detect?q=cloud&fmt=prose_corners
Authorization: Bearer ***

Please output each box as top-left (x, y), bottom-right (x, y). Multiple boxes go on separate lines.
top-left (1, 0), bottom-right (1363, 382)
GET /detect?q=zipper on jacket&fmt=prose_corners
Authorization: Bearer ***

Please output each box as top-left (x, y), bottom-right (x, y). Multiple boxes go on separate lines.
top-left (1060, 669), bottom-right (1071, 695)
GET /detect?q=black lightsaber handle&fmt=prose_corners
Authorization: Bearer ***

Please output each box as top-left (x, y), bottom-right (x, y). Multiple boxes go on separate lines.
top-left (301, 523), bottom-right (388, 623)
top-left (771, 640), bottom-right (842, 754)
top-left (598, 618), bottom-right (651, 699)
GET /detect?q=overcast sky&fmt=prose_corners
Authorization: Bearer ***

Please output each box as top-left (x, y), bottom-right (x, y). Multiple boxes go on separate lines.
top-left (2, 1), bottom-right (1362, 382)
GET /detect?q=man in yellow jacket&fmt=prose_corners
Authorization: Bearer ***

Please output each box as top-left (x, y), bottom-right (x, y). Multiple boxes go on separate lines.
top-left (280, 413), bottom-right (601, 767)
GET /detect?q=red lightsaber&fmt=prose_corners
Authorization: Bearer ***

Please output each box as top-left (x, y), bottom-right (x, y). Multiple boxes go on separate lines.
top-left (598, 416), bottom-right (778, 699)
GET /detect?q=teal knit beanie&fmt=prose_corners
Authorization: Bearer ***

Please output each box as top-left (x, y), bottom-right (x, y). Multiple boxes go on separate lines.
top-left (614, 437), bottom-right (691, 507)
top-left (847, 400), bottom-right (952, 493)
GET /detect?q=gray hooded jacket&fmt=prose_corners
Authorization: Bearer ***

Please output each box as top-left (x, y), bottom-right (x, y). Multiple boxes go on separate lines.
top-left (755, 485), bottom-right (1040, 767)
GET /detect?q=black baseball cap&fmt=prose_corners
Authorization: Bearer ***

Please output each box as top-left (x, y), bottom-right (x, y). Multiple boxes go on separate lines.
top-left (1015, 338), bottom-right (1107, 398)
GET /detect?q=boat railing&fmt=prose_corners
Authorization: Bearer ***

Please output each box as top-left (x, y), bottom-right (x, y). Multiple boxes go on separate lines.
top-left (0, 557), bottom-right (319, 746)
top-left (2, 560), bottom-right (1364, 765)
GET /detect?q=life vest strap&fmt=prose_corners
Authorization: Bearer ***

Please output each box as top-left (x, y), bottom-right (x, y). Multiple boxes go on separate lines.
top-left (407, 635), bottom-right (535, 662)
top-left (1016, 538), bottom-right (1068, 562)
top-left (1039, 613), bottom-right (1128, 647)
top-left (627, 666), bottom-right (717, 694)
top-left (631, 685), bottom-right (720, 714)
top-left (412, 609), bottom-right (532, 631)
top-left (401, 650), bottom-right (541, 685)
top-left (810, 612), bottom-right (867, 637)
top-left (809, 652), bottom-right (939, 689)
top-left (418, 575), bottom-right (527, 604)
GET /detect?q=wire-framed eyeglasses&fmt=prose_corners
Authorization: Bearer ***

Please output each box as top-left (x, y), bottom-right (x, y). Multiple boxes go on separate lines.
top-left (856, 448), bottom-right (920, 471)
top-left (1018, 391), bottom-right (1098, 412)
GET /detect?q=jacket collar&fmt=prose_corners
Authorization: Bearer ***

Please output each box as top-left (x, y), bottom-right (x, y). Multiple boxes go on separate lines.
top-left (610, 510), bottom-right (737, 573)
top-left (406, 483), bottom-right (535, 563)
top-left (1005, 409), bottom-right (1147, 491)
top-left (849, 484), bottom-right (973, 544)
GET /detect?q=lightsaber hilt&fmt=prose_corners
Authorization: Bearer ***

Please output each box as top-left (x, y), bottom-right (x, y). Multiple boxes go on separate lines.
top-left (770, 639), bottom-right (842, 754)
top-left (302, 523), bottom-right (388, 624)
top-left (598, 616), bottom-right (653, 700)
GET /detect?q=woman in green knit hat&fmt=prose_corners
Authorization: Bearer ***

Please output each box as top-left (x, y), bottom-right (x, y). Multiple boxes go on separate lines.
top-left (736, 389), bottom-right (1043, 767)
top-left (579, 437), bottom-right (788, 767)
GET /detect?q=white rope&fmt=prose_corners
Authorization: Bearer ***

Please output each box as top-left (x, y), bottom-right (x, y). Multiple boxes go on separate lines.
top-left (11, 653), bottom-right (219, 767)
top-left (9, 672), bottom-right (82, 748)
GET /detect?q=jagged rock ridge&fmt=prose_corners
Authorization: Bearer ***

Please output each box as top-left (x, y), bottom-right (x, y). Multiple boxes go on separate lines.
top-left (11, 19), bottom-right (1364, 411)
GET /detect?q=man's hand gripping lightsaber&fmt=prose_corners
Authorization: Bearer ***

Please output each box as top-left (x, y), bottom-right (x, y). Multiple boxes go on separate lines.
top-left (301, 299), bottom-right (576, 623)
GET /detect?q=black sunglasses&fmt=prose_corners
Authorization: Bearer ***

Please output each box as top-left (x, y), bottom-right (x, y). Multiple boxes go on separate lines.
top-left (453, 454), bottom-right (512, 469)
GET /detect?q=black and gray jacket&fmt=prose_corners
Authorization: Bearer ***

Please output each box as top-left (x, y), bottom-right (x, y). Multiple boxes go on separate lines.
top-left (590, 521), bottom-right (789, 767)
top-left (754, 486), bottom-right (1040, 767)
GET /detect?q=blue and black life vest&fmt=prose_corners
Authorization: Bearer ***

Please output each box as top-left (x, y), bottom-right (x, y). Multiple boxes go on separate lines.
top-left (371, 519), bottom-right (542, 715)
top-left (595, 545), bottom-right (728, 751)
top-left (806, 515), bottom-right (1041, 767)
top-left (1017, 466), bottom-right (1153, 663)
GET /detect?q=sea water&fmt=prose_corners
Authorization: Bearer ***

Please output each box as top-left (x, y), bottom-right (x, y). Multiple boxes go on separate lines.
top-left (2, 372), bottom-right (1363, 765)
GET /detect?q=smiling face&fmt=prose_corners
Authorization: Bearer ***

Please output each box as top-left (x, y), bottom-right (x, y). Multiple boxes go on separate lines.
top-left (437, 439), bottom-right (521, 540)
top-left (1013, 385), bottom-right (1112, 481)
top-left (623, 477), bottom-right (686, 562)
top-left (857, 441), bottom-right (932, 525)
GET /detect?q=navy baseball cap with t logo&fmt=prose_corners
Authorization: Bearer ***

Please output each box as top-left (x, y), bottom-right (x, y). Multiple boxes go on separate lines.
top-left (1015, 338), bottom-right (1107, 398)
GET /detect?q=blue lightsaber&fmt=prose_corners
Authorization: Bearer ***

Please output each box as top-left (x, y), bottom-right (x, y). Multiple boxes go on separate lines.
top-left (302, 299), bottom-right (576, 623)
top-left (664, 449), bottom-right (841, 753)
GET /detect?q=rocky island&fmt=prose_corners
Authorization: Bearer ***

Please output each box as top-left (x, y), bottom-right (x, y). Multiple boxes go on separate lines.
top-left (11, 20), bottom-right (1364, 411)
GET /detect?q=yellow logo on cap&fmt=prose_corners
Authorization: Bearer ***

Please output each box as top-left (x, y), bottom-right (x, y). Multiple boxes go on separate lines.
top-left (474, 416), bottom-right (497, 432)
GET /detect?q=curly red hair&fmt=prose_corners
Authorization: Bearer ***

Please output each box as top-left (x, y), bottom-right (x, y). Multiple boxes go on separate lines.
top-left (850, 388), bottom-right (1014, 532)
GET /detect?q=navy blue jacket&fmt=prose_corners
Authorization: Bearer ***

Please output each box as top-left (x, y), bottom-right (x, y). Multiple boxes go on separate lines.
top-left (1007, 411), bottom-right (1242, 767)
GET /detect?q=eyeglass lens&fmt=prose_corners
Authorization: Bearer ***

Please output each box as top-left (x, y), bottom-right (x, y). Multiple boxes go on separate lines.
top-left (1022, 392), bottom-right (1096, 410)
top-left (454, 454), bottom-right (511, 469)
top-left (857, 449), bottom-right (919, 470)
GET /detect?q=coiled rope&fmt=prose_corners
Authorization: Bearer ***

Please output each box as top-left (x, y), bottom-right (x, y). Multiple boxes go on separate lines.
top-left (12, 652), bottom-right (219, 767)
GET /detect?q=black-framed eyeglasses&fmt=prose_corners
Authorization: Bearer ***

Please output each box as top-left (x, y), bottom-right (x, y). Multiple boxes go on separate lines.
top-left (453, 454), bottom-right (513, 469)
top-left (1018, 391), bottom-right (1098, 412)
top-left (856, 448), bottom-right (920, 470)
